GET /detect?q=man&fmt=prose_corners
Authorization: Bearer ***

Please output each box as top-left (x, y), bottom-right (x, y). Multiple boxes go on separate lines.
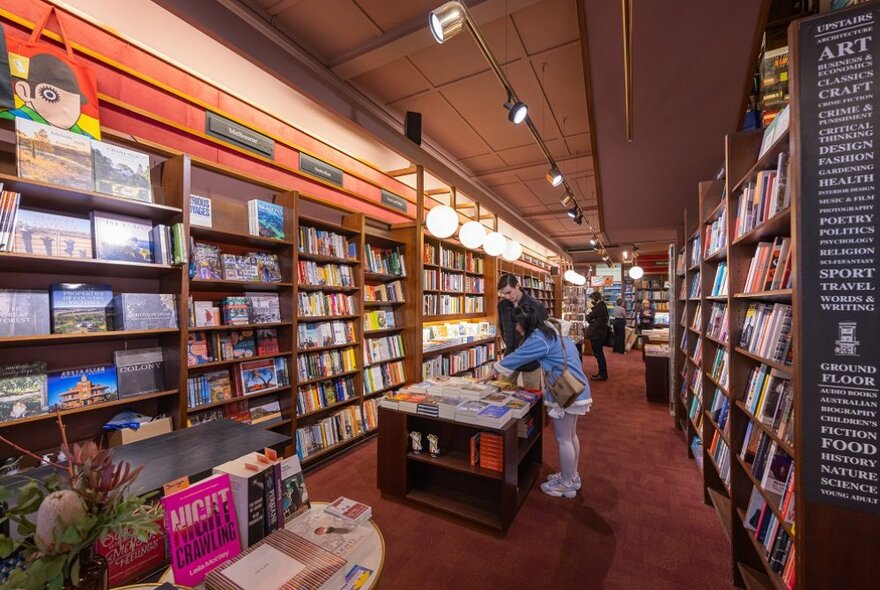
top-left (611, 297), bottom-right (627, 354)
top-left (497, 274), bottom-right (547, 390)
top-left (586, 291), bottom-right (609, 380)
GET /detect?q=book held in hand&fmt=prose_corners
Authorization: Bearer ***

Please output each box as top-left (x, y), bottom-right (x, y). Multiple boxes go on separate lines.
top-left (0, 361), bottom-right (48, 422)
top-left (91, 139), bottom-right (153, 203)
top-left (16, 118), bottom-right (92, 190)
top-left (49, 283), bottom-right (113, 334)
top-left (0, 289), bottom-right (50, 337)
top-left (324, 496), bottom-right (372, 525)
top-left (12, 209), bottom-right (92, 258)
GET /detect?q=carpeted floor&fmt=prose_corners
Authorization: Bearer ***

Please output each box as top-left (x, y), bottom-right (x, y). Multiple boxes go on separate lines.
top-left (305, 349), bottom-right (733, 589)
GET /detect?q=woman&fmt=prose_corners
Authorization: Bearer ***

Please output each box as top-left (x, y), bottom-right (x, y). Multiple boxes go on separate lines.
top-left (586, 291), bottom-right (609, 380)
top-left (611, 297), bottom-right (627, 354)
top-left (637, 298), bottom-right (655, 331)
top-left (486, 304), bottom-right (591, 498)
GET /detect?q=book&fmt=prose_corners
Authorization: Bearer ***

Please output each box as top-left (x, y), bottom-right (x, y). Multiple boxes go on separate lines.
top-left (0, 289), bottom-right (50, 336)
top-left (193, 300), bottom-right (220, 327)
top-left (285, 509), bottom-right (371, 560)
top-left (49, 283), bottom-right (113, 334)
top-left (16, 118), bottom-right (92, 190)
top-left (0, 361), bottom-right (47, 421)
top-left (111, 293), bottom-right (177, 330)
top-left (279, 455), bottom-right (310, 523)
top-left (190, 194), bottom-right (213, 227)
top-left (341, 564), bottom-right (374, 590)
top-left (248, 199), bottom-right (285, 239)
top-left (248, 397), bottom-right (281, 424)
top-left (246, 293), bottom-right (282, 324)
top-left (91, 140), bottom-right (153, 202)
top-left (91, 212), bottom-right (154, 263)
top-left (162, 473), bottom-right (241, 587)
top-left (47, 364), bottom-right (118, 410)
top-left (213, 453), bottom-right (271, 549)
top-left (204, 370), bottom-right (233, 403)
top-left (187, 333), bottom-right (214, 366)
top-left (324, 496), bottom-right (372, 524)
top-left (238, 359), bottom-right (279, 395)
top-left (204, 529), bottom-right (345, 590)
top-left (94, 519), bottom-right (166, 587)
top-left (11, 209), bottom-right (92, 258)
top-left (0, 190), bottom-right (22, 252)
top-left (114, 347), bottom-right (165, 398)
top-left (193, 242), bottom-right (223, 279)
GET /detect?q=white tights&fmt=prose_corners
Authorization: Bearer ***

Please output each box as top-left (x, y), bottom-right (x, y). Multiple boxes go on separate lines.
top-left (552, 412), bottom-right (581, 484)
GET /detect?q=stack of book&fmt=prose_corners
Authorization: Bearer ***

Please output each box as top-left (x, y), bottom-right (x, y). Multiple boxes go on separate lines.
top-left (247, 199), bottom-right (285, 240)
top-left (734, 152), bottom-right (791, 237)
top-left (298, 226), bottom-right (357, 260)
top-left (742, 238), bottom-right (793, 292)
top-left (365, 244), bottom-right (405, 276)
top-left (364, 280), bottom-right (404, 302)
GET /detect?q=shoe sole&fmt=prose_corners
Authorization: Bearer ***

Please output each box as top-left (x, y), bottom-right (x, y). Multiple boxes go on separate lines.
top-left (547, 479), bottom-right (582, 491)
top-left (541, 487), bottom-right (577, 498)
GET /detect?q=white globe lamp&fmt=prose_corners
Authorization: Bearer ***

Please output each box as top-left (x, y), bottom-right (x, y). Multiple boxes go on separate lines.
top-left (458, 220), bottom-right (486, 249)
top-left (563, 269), bottom-right (578, 284)
top-left (483, 232), bottom-right (507, 256)
top-left (501, 239), bottom-right (522, 261)
top-left (628, 265), bottom-right (645, 280)
top-left (573, 273), bottom-right (587, 286)
top-left (426, 205), bottom-right (458, 238)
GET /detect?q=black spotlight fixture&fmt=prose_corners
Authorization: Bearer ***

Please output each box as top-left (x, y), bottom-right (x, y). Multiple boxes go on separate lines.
top-left (573, 211), bottom-right (584, 225)
top-left (504, 98), bottom-right (528, 125)
top-left (567, 205), bottom-right (580, 219)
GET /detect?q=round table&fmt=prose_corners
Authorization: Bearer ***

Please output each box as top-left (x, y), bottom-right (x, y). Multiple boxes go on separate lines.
top-left (151, 502), bottom-right (384, 590)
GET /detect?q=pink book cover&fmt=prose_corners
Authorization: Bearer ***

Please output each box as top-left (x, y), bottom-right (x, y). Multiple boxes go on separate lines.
top-left (162, 473), bottom-right (241, 586)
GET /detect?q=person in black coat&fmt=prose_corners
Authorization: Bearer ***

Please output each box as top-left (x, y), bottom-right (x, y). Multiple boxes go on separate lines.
top-left (586, 291), bottom-right (609, 380)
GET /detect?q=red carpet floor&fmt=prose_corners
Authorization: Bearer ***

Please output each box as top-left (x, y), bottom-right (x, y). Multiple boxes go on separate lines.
top-left (305, 350), bottom-right (733, 589)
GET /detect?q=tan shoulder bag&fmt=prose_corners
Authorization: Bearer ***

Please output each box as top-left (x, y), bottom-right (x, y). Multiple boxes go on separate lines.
top-left (544, 321), bottom-right (586, 408)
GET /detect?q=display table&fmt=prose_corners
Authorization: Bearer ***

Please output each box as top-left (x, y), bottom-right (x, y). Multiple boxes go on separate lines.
top-left (377, 401), bottom-right (543, 535)
top-left (644, 344), bottom-right (671, 403)
top-left (152, 502), bottom-right (384, 590)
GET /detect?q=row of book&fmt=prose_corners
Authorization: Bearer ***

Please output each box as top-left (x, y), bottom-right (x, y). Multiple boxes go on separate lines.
top-left (0, 189), bottom-right (21, 251)
top-left (0, 347), bottom-right (166, 422)
top-left (297, 320), bottom-right (356, 349)
top-left (297, 292), bottom-right (356, 317)
top-left (734, 152), bottom-right (791, 238)
top-left (192, 243), bottom-right (283, 283)
top-left (519, 275), bottom-right (552, 291)
top-left (708, 388), bottom-right (730, 432)
top-left (422, 343), bottom-right (495, 380)
top-left (710, 262), bottom-right (728, 297)
top-left (706, 302), bottom-right (729, 341)
top-left (365, 335), bottom-right (405, 365)
top-left (364, 309), bottom-right (397, 331)
top-left (743, 486), bottom-right (796, 585)
top-left (709, 348), bottom-right (729, 390)
top-left (469, 431), bottom-right (504, 472)
top-left (0, 286), bottom-right (177, 337)
top-left (691, 302), bottom-right (702, 331)
top-left (707, 431), bottom-right (731, 487)
top-left (296, 375), bottom-right (357, 415)
top-left (297, 260), bottom-right (355, 287)
top-left (186, 356), bottom-right (290, 408)
top-left (740, 303), bottom-right (793, 365)
top-left (742, 428), bottom-right (794, 509)
top-left (364, 359), bottom-right (406, 394)
top-left (690, 234), bottom-right (702, 267)
top-left (466, 276), bottom-right (485, 294)
top-left (692, 337), bottom-right (703, 366)
top-left (703, 202), bottom-right (727, 258)
top-left (295, 399), bottom-right (379, 460)
top-left (742, 364), bottom-right (794, 443)
top-left (743, 237), bottom-right (792, 293)
top-left (365, 244), bottom-right (406, 276)
top-left (298, 226), bottom-right (357, 260)
top-left (187, 395), bottom-right (283, 428)
top-left (189, 294), bottom-right (281, 328)
top-left (422, 322), bottom-right (494, 351)
top-left (296, 347), bottom-right (358, 381)
top-left (187, 328), bottom-right (279, 366)
top-left (364, 280), bottom-right (404, 302)
top-left (422, 293), bottom-right (483, 315)
top-left (689, 274), bottom-right (701, 298)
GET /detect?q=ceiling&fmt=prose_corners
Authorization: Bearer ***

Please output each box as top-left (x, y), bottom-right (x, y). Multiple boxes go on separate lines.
top-left (153, 0), bottom-right (769, 263)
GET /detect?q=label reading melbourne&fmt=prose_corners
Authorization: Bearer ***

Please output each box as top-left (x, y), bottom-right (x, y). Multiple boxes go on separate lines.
top-left (299, 153), bottom-right (343, 187)
top-left (798, 3), bottom-right (880, 513)
top-left (380, 189), bottom-right (408, 213)
top-left (205, 111), bottom-right (274, 158)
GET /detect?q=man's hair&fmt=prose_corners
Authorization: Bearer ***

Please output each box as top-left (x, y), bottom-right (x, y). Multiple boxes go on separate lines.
top-left (616, 298), bottom-right (624, 306)
top-left (590, 290), bottom-right (603, 301)
top-left (512, 304), bottom-right (555, 340)
top-left (498, 273), bottom-right (519, 290)
top-left (14, 53), bottom-right (87, 104)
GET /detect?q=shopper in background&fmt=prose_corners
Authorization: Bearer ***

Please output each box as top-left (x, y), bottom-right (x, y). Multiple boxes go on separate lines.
top-left (637, 298), bottom-right (655, 332)
top-left (586, 291), bottom-right (609, 380)
top-left (611, 298), bottom-right (627, 354)
top-left (497, 274), bottom-right (547, 390)
top-left (487, 304), bottom-right (591, 498)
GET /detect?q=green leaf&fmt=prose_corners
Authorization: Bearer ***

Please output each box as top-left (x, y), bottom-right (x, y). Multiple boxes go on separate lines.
top-left (61, 524), bottom-right (84, 545)
top-left (0, 535), bottom-right (14, 558)
top-left (69, 558), bottom-right (81, 587)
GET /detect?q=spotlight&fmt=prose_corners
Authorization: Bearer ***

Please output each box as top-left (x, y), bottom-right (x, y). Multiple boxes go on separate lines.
top-left (560, 191), bottom-right (574, 208)
top-left (589, 237), bottom-right (597, 247)
top-left (567, 205), bottom-right (580, 219)
top-left (546, 165), bottom-right (563, 187)
top-left (429, 1), bottom-right (466, 44)
top-left (504, 100), bottom-right (528, 125)
top-left (622, 250), bottom-right (629, 260)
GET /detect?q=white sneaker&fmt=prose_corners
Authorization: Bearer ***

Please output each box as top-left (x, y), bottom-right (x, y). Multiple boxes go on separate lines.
top-left (540, 480), bottom-right (578, 498)
top-left (547, 471), bottom-right (582, 490)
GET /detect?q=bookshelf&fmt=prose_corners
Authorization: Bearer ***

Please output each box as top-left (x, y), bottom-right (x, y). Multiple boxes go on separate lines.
top-left (671, 224), bottom-right (688, 434)
top-left (497, 259), bottom-right (557, 317)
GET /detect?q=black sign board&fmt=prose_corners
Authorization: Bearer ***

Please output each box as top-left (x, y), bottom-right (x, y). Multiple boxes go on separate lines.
top-left (380, 189), bottom-right (408, 213)
top-left (299, 153), bottom-right (344, 187)
top-left (205, 111), bottom-right (274, 158)
top-left (798, 3), bottom-right (880, 513)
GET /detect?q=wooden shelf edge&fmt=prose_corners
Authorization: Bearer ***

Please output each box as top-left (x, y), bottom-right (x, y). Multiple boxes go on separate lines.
top-left (706, 487), bottom-right (733, 543)
top-left (0, 389), bottom-right (179, 428)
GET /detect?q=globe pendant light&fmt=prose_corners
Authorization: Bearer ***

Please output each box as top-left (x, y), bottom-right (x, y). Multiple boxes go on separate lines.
top-left (459, 220), bottom-right (486, 249)
top-left (426, 205), bottom-right (458, 238)
top-left (483, 232), bottom-right (507, 256)
top-left (501, 239), bottom-right (522, 261)
top-left (563, 269), bottom-right (578, 284)
top-left (573, 273), bottom-right (587, 286)
top-left (629, 265), bottom-right (644, 280)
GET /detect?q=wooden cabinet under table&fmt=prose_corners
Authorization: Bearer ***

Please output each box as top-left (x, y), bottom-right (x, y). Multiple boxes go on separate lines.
top-left (376, 403), bottom-right (543, 535)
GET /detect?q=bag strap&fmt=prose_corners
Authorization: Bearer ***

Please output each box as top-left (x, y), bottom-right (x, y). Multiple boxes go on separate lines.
top-left (547, 320), bottom-right (568, 372)
top-left (29, 7), bottom-right (76, 61)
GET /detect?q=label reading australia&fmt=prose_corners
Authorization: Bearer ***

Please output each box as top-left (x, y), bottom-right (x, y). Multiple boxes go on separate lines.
top-left (798, 3), bottom-right (880, 513)
top-left (205, 111), bottom-right (274, 158)
top-left (381, 189), bottom-right (408, 213)
top-left (299, 153), bottom-right (343, 186)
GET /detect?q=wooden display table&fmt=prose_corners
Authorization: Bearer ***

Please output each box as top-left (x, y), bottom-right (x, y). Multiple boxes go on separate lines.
top-left (644, 344), bottom-right (671, 403)
top-left (153, 502), bottom-right (384, 590)
top-left (376, 402), bottom-right (543, 535)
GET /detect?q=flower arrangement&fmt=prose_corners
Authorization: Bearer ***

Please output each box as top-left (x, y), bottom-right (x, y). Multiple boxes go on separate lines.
top-left (0, 413), bottom-right (161, 590)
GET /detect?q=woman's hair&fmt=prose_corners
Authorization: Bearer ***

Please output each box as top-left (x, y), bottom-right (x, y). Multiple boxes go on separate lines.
top-left (512, 304), bottom-right (556, 340)
top-left (589, 290), bottom-right (603, 301)
top-left (616, 298), bottom-right (624, 306)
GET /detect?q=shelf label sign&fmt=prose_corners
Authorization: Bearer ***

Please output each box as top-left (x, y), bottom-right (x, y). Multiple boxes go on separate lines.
top-left (380, 189), bottom-right (408, 213)
top-left (205, 111), bottom-right (275, 158)
top-left (299, 153), bottom-right (343, 186)
top-left (798, 3), bottom-right (880, 513)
